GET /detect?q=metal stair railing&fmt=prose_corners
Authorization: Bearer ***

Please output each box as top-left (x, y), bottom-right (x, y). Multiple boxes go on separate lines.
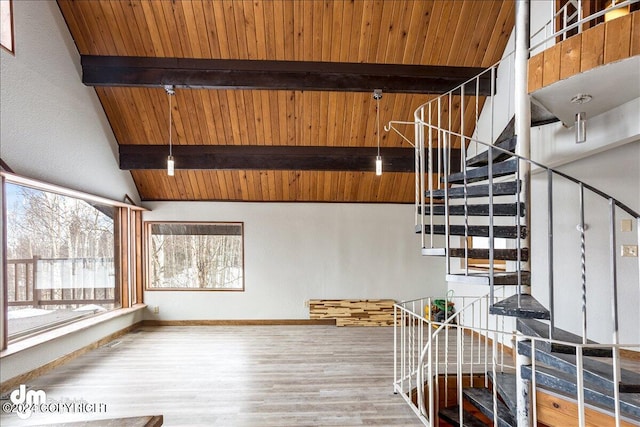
top-left (414, 108), bottom-right (640, 340)
top-left (408, 35), bottom-right (639, 344)
top-left (395, 293), bottom-right (640, 427)
top-left (394, 288), bottom-right (511, 426)
top-left (390, 4), bottom-right (640, 426)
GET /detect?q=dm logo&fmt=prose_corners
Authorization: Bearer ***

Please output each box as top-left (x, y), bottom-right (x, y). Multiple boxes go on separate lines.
top-left (10, 384), bottom-right (46, 419)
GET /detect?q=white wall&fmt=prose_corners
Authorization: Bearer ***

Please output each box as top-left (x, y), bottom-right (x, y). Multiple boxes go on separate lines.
top-left (0, 1), bottom-right (142, 382)
top-left (531, 98), bottom-right (640, 170)
top-left (0, 1), bottom-right (139, 202)
top-left (143, 202), bottom-right (447, 320)
top-left (531, 141), bottom-right (640, 345)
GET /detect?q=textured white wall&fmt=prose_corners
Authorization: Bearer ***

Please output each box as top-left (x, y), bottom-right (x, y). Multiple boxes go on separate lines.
top-left (0, 1), bottom-right (139, 202)
top-left (530, 141), bottom-right (640, 344)
top-left (142, 202), bottom-right (447, 320)
top-left (0, 1), bottom-right (141, 383)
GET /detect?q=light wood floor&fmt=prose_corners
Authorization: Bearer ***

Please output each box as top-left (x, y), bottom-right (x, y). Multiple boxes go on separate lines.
top-left (1, 325), bottom-right (424, 427)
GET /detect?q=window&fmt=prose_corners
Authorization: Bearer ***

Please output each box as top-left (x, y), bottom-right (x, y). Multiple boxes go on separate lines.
top-left (1, 0), bottom-right (13, 53)
top-left (464, 237), bottom-right (507, 271)
top-left (1, 172), bottom-right (144, 347)
top-left (4, 182), bottom-right (118, 340)
top-left (146, 222), bottom-right (244, 291)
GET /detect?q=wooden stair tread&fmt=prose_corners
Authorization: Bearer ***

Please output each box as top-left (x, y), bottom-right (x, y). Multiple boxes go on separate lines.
top-left (448, 248), bottom-right (529, 262)
top-left (463, 388), bottom-right (516, 427)
top-left (446, 271), bottom-right (531, 286)
top-left (445, 158), bottom-right (518, 184)
top-left (466, 136), bottom-right (517, 167)
top-left (439, 406), bottom-right (488, 427)
top-left (426, 180), bottom-right (521, 199)
top-left (417, 224), bottom-right (527, 239)
top-left (419, 202), bottom-right (526, 217)
top-left (518, 340), bottom-right (640, 393)
top-left (521, 365), bottom-right (640, 420)
top-left (490, 294), bottom-right (550, 320)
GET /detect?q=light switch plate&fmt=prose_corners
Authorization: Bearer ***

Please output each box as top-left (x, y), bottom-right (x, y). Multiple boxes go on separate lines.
top-left (621, 245), bottom-right (638, 257)
top-left (621, 219), bottom-right (633, 232)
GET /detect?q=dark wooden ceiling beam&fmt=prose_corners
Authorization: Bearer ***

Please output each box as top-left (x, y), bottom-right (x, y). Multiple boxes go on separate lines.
top-left (82, 56), bottom-right (493, 95)
top-left (119, 145), bottom-right (461, 173)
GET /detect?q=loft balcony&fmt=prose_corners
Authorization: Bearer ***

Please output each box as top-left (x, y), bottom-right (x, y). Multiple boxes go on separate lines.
top-left (528, 7), bottom-right (639, 126)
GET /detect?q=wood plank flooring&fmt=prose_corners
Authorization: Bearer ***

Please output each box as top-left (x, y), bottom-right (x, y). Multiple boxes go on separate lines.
top-left (0, 326), bottom-right (423, 426)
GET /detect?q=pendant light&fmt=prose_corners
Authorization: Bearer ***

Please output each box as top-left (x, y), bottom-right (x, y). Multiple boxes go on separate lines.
top-left (373, 89), bottom-right (383, 176)
top-left (570, 93), bottom-right (591, 144)
top-left (575, 112), bottom-right (587, 144)
top-left (165, 85), bottom-right (176, 176)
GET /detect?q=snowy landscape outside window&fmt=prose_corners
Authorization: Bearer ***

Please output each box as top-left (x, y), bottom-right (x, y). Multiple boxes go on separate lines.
top-left (4, 181), bottom-right (118, 340)
top-left (146, 222), bottom-right (244, 291)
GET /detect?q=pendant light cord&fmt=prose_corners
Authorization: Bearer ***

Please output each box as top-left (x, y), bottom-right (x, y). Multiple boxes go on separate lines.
top-left (168, 90), bottom-right (173, 157)
top-left (376, 96), bottom-right (381, 157)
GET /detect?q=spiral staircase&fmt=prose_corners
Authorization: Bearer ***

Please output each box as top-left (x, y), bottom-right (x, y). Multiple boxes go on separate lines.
top-left (392, 2), bottom-right (640, 425)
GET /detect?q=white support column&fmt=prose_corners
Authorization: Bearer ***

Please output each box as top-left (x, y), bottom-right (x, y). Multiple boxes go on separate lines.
top-left (515, 0), bottom-right (532, 277)
top-left (515, 1), bottom-right (532, 427)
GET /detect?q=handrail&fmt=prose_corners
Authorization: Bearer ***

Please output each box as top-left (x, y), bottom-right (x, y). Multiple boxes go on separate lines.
top-left (412, 123), bottom-right (640, 220)
top-left (413, 83), bottom-right (638, 348)
top-left (395, 292), bottom-right (640, 426)
top-left (414, 290), bottom-right (500, 418)
top-left (395, 4), bottom-right (639, 425)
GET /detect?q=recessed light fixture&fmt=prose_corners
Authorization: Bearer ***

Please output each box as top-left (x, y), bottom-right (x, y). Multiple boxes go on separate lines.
top-left (570, 93), bottom-right (593, 105)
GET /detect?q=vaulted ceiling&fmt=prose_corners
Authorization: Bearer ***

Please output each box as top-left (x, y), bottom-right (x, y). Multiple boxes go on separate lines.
top-left (57, 0), bottom-right (515, 203)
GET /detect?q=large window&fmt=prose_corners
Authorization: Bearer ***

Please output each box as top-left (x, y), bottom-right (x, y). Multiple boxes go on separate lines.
top-left (1, 172), bottom-right (143, 347)
top-left (4, 182), bottom-right (118, 340)
top-left (146, 222), bottom-right (244, 291)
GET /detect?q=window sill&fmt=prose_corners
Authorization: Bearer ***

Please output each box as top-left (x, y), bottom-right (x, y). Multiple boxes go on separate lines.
top-left (1, 304), bottom-right (146, 358)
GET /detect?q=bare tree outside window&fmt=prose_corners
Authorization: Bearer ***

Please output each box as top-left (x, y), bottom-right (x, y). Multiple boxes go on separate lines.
top-left (4, 182), bottom-right (118, 339)
top-left (146, 222), bottom-right (244, 290)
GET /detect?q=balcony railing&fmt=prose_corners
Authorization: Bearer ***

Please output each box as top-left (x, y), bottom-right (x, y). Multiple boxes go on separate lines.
top-left (7, 256), bottom-right (116, 308)
top-left (530, 0), bottom-right (639, 54)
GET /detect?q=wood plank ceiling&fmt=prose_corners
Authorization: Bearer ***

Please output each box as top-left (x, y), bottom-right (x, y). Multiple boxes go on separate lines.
top-left (57, 0), bottom-right (515, 203)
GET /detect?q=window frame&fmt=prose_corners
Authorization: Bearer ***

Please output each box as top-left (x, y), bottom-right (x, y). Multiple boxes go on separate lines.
top-left (0, 171), bottom-right (144, 349)
top-left (461, 236), bottom-right (507, 272)
top-left (144, 221), bottom-right (245, 292)
top-left (0, 0), bottom-right (14, 54)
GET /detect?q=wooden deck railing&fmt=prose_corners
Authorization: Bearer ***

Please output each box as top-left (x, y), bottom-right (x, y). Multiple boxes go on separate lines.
top-left (7, 257), bottom-right (116, 308)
